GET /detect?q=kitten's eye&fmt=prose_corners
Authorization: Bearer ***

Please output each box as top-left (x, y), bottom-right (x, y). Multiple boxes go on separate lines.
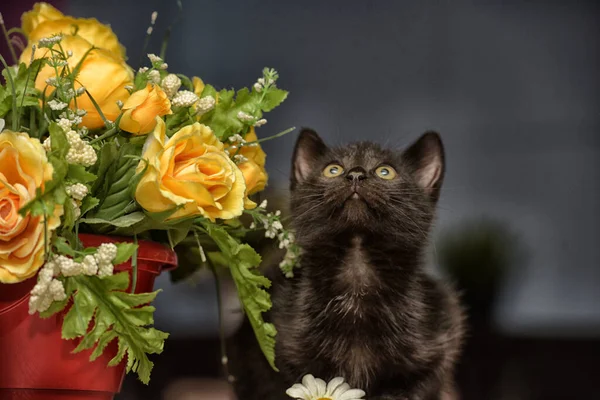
top-left (323, 164), bottom-right (344, 178)
top-left (375, 165), bottom-right (397, 180)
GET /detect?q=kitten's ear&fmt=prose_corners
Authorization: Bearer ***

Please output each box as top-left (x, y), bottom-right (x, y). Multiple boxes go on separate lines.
top-left (291, 128), bottom-right (328, 189)
top-left (402, 131), bottom-right (445, 200)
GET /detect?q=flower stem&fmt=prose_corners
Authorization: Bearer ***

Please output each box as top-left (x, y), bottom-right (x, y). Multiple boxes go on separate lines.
top-left (207, 256), bottom-right (233, 383)
top-left (0, 13), bottom-right (18, 64)
top-left (0, 54), bottom-right (19, 131)
top-left (89, 114), bottom-right (123, 144)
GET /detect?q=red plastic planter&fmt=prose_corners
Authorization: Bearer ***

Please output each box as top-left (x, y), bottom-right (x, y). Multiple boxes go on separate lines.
top-left (0, 234), bottom-right (178, 400)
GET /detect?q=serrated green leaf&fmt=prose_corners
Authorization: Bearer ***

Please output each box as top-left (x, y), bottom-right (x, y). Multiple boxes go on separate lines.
top-left (62, 286), bottom-right (96, 339)
top-left (262, 88), bottom-right (288, 112)
top-left (68, 164), bottom-right (96, 183)
top-left (200, 221), bottom-right (277, 371)
top-left (63, 273), bottom-right (167, 384)
top-left (113, 243), bottom-right (138, 265)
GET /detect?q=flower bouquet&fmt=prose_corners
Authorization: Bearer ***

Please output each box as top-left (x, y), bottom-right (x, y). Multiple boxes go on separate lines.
top-left (0, 2), bottom-right (298, 398)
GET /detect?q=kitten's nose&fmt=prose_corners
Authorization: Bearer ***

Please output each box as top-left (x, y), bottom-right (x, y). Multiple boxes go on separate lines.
top-left (346, 167), bottom-right (366, 182)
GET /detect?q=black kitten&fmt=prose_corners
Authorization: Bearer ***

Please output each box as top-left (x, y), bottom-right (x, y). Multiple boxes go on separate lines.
top-left (230, 130), bottom-right (465, 400)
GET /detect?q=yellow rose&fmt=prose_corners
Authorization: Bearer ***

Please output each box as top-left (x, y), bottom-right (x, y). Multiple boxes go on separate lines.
top-left (21, 2), bottom-right (64, 36)
top-left (20, 35), bottom-right (134, 130)
top-left (22, 2), bottom-right (125, 59)
top-left (0, 131), bottom-right (63, 284)
top-left (135, 118), bottom-right (246, 221)
top-left (192, 76), bottom-right (205, 97)
top-left (227, 127), bottom-right (268, 208)
top-left (119, 84), bottom-right (172, 135)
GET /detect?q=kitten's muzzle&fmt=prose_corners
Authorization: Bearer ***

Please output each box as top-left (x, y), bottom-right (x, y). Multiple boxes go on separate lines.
top-left (346, 167), bottom-right (367, 182)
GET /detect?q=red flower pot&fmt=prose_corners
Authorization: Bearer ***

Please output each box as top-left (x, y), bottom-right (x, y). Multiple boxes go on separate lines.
top-left (0, 234), bottom-right (178, 400)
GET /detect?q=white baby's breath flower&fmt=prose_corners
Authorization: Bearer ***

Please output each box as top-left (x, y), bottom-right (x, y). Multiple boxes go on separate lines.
top-left (96, 243), bottom-right (118, 264)
top-left (82, 255), bottom-right (98, 276)
top-left (228, 134), bottom-right (244, 143)
top-left (38, 34), bottom-right (63, 48)
top-left (116, 99), bottom-right (124, 108)
top-left (148, 70), bottom-right (161, 84)
top-left (76, 87), bottom-right (86, 96)
top-left (45, 77), bottom-right (58, 87)
top-left (195, 96), bottom-right (215, 114)
top-left (237, 111), bottom-right (254, 122)
top-left (54, 255), bottom-right (83, 277)
top-left (66, 183), bottom-right (88, 201)
top-left (98, 262), bottom-right (114, 277)
top-left (28, 272), bottom-right (67, 315)
top-left (124, 85), bottom-right (134, 92)
top-left (233, 154), bottom-right (248, 164)
top-left (254, 118), bottom-right (267, 127)
top-left (71, 199), bottom-right (81, 219)
top-left (249, 222), bottom-right (256, 229)
top-left (147, 53), bottom-right (162, 63)
top-left (0, 118), bottom-right (5, 132)
top-left (138, 67), bottom-right (149, 74)
top-left (48, 99), bottom-right (68, 110)
top-left (42, 137), bottom-right (51, 152)
top-left (161, 73), bottom-right (181, 98)
top-left (286, 375), bottom-right (365, 400)
top-left (171, 90), bottom-right (199, 107)
top-left (57, 118), bottom-right (71, 132)
top-left (67, 50), bottom-right (73, 57)
top-left (259, 199), bottom-right (268, 209)
top-left (253, 82), bottom-right (263, 92)
top-left (158, 62), bottom-right (168, 70)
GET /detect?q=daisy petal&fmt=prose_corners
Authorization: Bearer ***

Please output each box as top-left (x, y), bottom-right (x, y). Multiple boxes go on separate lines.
top-left (286, 383), bottom-right (311, 400)
top-left (339, 388), bottom-right (366, 400)
top-left (302, 374), bottom-right (318, 395)
top-left (315, 378), bottom-right (327, 397)
top-left (326, 377), bottom-right (346, 395)
top-left (332, 382), bottom-right (351, 397)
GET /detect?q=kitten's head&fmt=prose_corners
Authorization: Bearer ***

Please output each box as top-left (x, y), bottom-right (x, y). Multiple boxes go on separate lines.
top-left (290, 129), bottom-right (445, 247)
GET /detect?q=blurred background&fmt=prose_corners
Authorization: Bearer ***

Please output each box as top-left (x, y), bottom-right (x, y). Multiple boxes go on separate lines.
top-left (2, 0), bottom-right (599, 399)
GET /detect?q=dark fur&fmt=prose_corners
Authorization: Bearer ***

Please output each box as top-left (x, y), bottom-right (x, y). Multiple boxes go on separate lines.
top-left (230, 130), bottom-right (465, 400)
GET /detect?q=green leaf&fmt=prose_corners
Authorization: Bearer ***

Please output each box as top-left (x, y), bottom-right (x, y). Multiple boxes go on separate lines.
top-left (80, 196), bottom-right (100, 216)
top-left (165, 107), bottom-right (192, 133)
top-left (81, 212), bottom-right (146, 228)
top-left (0, 62), bottom-right (41, 116)
top-left (113, 243), bottom-right (138, 265)
top-left (62, 195), bottom-right (77, 230)
top-left (63, 273), bottom-right (168, 384)
top-left (90, 143), bottom-right (142, 221)
top-left (68, 165), bottom-right (96, 183)
top-left (54, 236), bottom-right (77, 257)
top-left (262, 88), bottom-right (288, 112)
top-left (166, 221), bottom-right (193, 248)
top-left (200, 221), bottom-right (278, 371)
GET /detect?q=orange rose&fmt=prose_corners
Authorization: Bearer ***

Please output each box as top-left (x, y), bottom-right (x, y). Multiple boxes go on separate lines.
top-left (119, 84), bottom-right (172, 135)
top-left (0, 131), bottom-right (63, 284)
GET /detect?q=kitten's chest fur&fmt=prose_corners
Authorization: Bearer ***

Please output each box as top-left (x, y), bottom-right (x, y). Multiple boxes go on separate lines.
top-left (273, 236), bottom-right (438, 389)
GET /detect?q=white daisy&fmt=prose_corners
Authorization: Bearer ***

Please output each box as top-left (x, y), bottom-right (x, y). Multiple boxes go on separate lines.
top-left (286, 375), bottom-right (366, 400)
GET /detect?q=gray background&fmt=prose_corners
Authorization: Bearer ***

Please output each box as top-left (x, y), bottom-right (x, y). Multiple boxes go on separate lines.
top-left (67, 0), bottom-right (600, 338)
